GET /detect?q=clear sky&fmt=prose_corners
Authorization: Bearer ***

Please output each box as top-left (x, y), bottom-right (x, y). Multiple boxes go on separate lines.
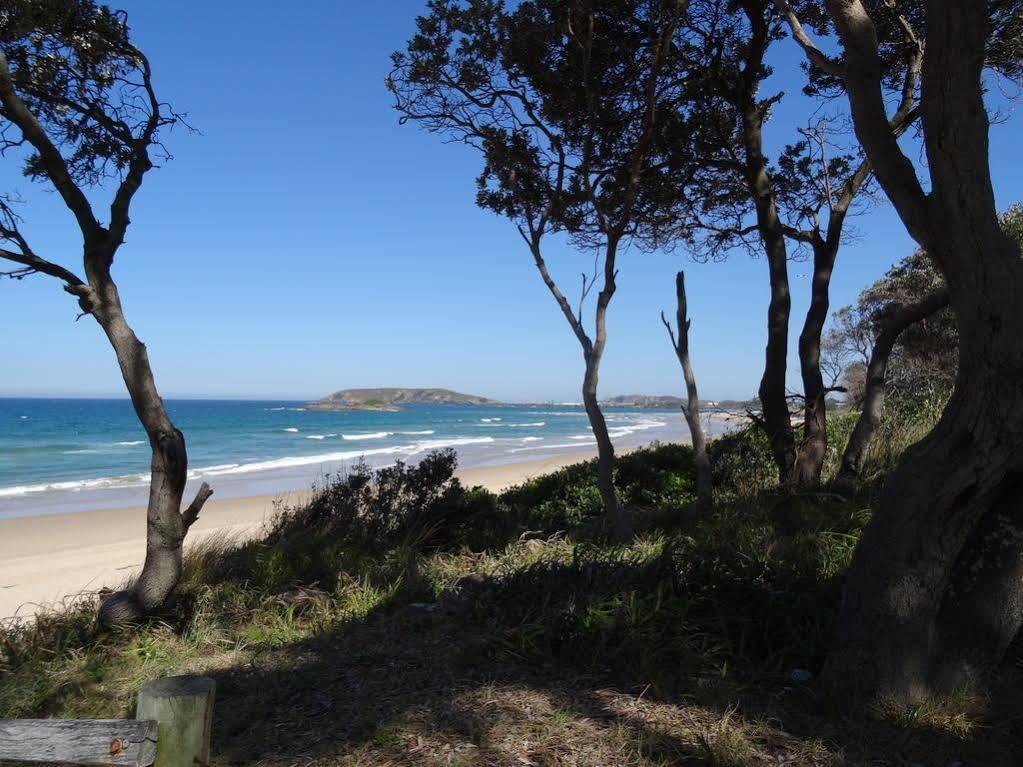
top-left (1, 2), bottom-right (1020, 403)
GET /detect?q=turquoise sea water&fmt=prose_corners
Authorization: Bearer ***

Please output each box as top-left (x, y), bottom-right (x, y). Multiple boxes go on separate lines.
top-left (0, 398), bottom-right (735, 519)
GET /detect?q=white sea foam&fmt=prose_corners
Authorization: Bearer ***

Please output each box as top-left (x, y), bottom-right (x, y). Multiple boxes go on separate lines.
top-left (0, 435), bottom-right (504, 500)
top-left (607, 419), bottom-right (666, 437)
top-left (115, 440), bottom-right (145, 447)
top-left (398, 430), bottom-right (435, 435)
top-left (190, 437), bottom-right (496, 477)
top-left (480, 417), bottom-right (502, 423)
top-left (509, 421), bottom-right (546, 427)
top-left (0, 473), bottom-right (150, 498)
top-left (521, 437), bottom-right (543, 442)
top-left (341, 431), bottom-right (390, 441)
top-left (62, 449), bottom-right (99, 455)
top-left (510, 442), bottom-right (592, 453)
top-left (408, 437), bottom-right (494, 452)
top-left (282, 428), bottom-right (299, 433)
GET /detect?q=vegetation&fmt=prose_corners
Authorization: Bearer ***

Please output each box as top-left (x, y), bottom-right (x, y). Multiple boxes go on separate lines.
top-left (4, 399), bottom-right (1022, 764)
top-left (2, 0), bottom-right (1023, 763)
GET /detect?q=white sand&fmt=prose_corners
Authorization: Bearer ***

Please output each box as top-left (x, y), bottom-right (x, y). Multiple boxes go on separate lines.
top-left (0, 451), bottom-right (598, 621)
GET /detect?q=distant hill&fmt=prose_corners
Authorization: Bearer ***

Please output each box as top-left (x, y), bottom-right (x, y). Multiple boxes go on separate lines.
top-left (601, 394), bottom-right (685, 409)
top-left (310, 387), bottom-right (497, 411)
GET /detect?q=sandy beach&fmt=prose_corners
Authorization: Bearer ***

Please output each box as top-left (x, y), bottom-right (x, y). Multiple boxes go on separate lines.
top-left (0, 451), bottom-right (597, 621)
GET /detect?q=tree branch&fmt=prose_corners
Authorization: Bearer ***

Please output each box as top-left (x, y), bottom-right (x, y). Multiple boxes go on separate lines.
top-left (0, 247), bottom-right (84, 286)
top-left (771, 0), bottom-right (844, 75)
top-left (181, 482), bottom-right (213, 530)
top-left (0, 48), bottom-right (99, 240)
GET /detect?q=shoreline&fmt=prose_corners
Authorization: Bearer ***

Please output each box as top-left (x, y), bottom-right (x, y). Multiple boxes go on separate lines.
top-left (0, 450), bottom-right (601, 622)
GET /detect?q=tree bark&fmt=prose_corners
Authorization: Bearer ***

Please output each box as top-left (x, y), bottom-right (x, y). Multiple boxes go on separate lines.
top-left (526, 233), bottom-right (630, 542)
top-left (737, 1), bottom-right (797, 486)
top-left (792, 238), bottom-right (837, 486)
top-left (582, 355), bottom-right (630, 542)
top-left (837, 287), bottom-right (949, 482)
top-left (662, 271), bottom-right (712, 503)
top-left (587, 237), bottom-right (632, 543)
top-left (814, 0), bottom-right (1023, 699)
top-left (79, 244), bottom-right (211, 626)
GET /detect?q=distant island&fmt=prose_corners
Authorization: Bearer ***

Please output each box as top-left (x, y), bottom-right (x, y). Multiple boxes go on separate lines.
top-left (308, 387), bottom-right (498, 411)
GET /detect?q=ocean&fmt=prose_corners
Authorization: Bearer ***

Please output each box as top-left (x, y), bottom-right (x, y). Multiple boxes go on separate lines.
top-left (0, 398), bottom-right (736, 519)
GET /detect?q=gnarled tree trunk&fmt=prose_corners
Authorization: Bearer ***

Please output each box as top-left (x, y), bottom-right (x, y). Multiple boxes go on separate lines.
top-left (837, 287), bottom-right (949, 482)
top-left (662, 271), bottom-right (712, 503)
top-left (814, 0), bottom-right (1023, 699)
top-left (77, 246), bottom-right (211, 627)
top-left (822, 272), bottom-right (1023, 697)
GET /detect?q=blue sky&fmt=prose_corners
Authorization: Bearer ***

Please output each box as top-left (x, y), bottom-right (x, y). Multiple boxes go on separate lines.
top-left (0, 2), bottom-right (1020, 403)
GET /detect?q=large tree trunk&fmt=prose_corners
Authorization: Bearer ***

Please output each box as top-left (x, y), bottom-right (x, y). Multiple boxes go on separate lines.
top-left (81, 254), bottom-right (210, 626)
top-left (820, 0), bottom-right (1023, 699)
top-left (822, 279), bottom-right (1023, 697)
top-left (792, 239), bottom-right (837, 486)
top-left (663, 271), bottom-right (712, 503)
top-left (837, 287), bottom-right (949, 482)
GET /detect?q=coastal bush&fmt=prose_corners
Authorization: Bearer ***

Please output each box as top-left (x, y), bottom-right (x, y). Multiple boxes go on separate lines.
top-left (863, 386), bottom-right (949, 477)
top-left (499, 443), bottom-right (699, 537)
top-left (474, 494), bottom-right (868, 691)
top-left (708, 426), bottom-right (776, 495)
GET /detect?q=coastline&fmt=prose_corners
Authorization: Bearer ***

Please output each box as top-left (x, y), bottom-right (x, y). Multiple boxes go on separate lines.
top-left (0, 450), bottom-right (600, 621)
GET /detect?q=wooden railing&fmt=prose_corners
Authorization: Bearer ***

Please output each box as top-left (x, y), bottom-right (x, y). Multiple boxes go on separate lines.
top-left (0, 675), bottom-right (215, 767)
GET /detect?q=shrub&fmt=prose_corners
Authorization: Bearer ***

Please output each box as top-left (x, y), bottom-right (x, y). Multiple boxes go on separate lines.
top-left (708, 426), bottom-right (775, 495)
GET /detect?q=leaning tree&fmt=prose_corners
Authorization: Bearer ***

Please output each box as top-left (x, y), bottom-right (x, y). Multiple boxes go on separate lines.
top-left (390, 0), bottom-right (711, 540)
top-left (0, 1), bottom-right (210, 625)
top-left (778, 0), bottom-right (1023, 699)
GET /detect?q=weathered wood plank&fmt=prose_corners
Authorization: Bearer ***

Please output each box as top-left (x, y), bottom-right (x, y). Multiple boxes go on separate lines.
top-left (0, 719), bottom-right (157, 766)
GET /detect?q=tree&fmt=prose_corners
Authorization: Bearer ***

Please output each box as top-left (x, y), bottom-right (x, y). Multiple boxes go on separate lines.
top-left (0, 1), bottom-right (210, 626)
top-left (832, 204), bottom-right (1023, 481)
top-left (684, 0), bottom-right (918, 488)
top-left (389, 0), bottom-right (710, 541)
top-left (661, 271), bottom-right (711, 502)
top-left (778, 0), bottom-right (1023, 699)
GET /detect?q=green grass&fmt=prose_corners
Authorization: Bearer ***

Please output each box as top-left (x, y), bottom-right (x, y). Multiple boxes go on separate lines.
top-left (1, 398), bottom-right (1019, 765)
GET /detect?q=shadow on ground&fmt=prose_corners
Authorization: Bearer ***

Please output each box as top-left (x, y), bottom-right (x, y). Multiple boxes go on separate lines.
top-left (203, 561), bottom-right (1023, 766)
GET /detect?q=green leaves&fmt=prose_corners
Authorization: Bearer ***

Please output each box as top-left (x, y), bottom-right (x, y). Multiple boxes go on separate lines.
top-left (0, 0), bottom-right (178, 188)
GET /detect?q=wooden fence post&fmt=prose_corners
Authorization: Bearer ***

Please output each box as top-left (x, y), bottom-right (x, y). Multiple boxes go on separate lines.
top-left (136, 675), bottom-right (215, 767)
